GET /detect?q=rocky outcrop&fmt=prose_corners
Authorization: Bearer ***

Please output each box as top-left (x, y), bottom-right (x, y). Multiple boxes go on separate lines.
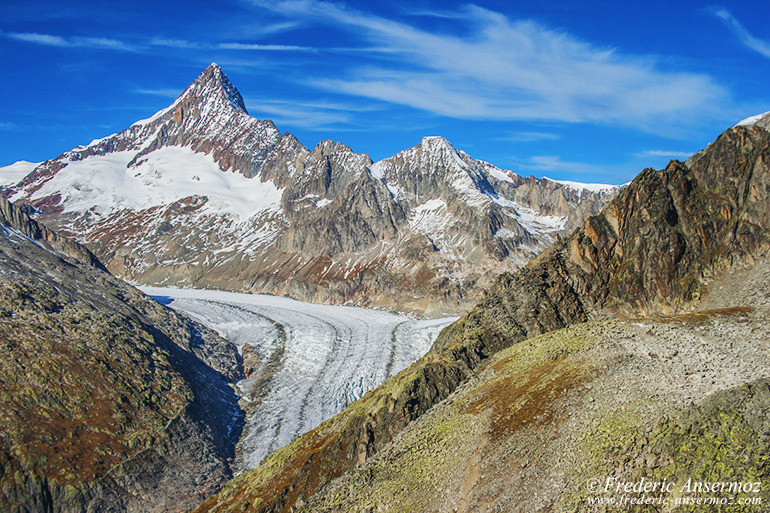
top-left (192, 115), bottom-right (769, 512)
top-left (0, 198), bottom-right (244, 512)
top-left (4, 64), bottom-right (616, 315)
top-left (0, 195), bottom-right (105, 271)
top-left (440, 117), bottom-right (770, 346)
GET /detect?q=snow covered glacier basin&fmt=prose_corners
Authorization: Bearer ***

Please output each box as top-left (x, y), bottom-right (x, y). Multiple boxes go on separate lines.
top-left (139, 286), bottom-right (457, 471)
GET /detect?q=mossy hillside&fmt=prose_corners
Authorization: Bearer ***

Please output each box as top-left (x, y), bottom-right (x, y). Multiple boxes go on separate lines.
top-left (300, 308), bottom-right (769, 512)
top-left (0, 198), bottom-right (243, 511)
top-left (298, 321), bottom-right (607, 512)
top-left (567, 380), bottom-right (770, 512)
top-left (0, 279), bottom-right (193, 500)
top-left (302, 400), bottom-right (481, 513)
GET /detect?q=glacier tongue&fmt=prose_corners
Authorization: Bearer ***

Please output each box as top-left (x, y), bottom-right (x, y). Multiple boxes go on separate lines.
top-left (139, 286), bottom-right (457, 471)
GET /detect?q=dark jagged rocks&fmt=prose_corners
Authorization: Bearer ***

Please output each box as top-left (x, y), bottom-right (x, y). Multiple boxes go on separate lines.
top-left (0, 195), bottom-right (105, 271)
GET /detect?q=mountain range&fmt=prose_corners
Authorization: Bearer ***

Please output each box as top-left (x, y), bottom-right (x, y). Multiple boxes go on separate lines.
top-left (1, 63), bottom-right (768, 513)
top-left (2, 63), bottom-right (616, 315)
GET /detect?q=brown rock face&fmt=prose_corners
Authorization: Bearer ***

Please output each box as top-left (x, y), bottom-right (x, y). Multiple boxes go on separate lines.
top-left (0, 197), bottom-right (244, 512)
top-left (191, 118), bottom-right (769, 513)
top-left (434, 120), bottom-right (770, 355)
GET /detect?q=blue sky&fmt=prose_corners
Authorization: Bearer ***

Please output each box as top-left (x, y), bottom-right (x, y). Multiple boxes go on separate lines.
top-left (1, 0), bottom-right (768, 184)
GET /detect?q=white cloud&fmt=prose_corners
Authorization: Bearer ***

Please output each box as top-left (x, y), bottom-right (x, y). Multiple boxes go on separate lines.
top-left (149, 38), bottom-right (203, 49)
top-left (495, 131), bottom-right (561, 143)
top-left (713, 8), bottom-right (770, 59)
top-left (509, 154), bottom-right (630, 181)
top-left (634, 149), bottom-right (694, 159)
top-left (147, 38), bottom-right (316, 52)
top-left (3, 31), bottom-right (137, 51)
top-left (2, 30), bottom-right (316, 55)
top-left (218, 42), bottom-right (316, 51)
top-left (251, 1), bottom-right (729, 129)
top-left (5, 32), bottom-right (69, 46)
top-left (244, 98), bottom-right (355, 129)
top-left (134, 88), bottom-right (182, 98)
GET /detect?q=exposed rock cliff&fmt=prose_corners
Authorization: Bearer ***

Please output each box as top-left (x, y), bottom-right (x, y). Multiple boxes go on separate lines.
top-left (0, 198), bottom-right (244, 512)
top-left (0, 195), bottom-right (105, 271)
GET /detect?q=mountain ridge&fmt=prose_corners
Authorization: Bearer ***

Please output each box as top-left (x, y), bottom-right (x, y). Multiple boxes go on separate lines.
top-left (2, 63), bottom-right (618, 315)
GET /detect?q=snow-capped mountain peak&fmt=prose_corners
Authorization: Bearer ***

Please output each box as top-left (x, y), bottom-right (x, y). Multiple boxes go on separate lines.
top-left (0, 160), bottom-right (40, 187)
top-left (3, 64), bottom-right (618, 314)
top-left (178, 62), bottom-right (249, 116)
top-left (131, 63), bottom-right (248, 129)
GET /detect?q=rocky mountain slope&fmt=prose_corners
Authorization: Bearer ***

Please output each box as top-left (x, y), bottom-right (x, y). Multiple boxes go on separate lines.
top-left (0, 195), bottom-right (244, 512)
top-left (3, 63), bottom-right (616, 315)
top-left (193, 113), bottom-right (770, 512)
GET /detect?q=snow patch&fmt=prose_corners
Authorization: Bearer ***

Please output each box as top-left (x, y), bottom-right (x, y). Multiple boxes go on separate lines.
top-left (369, 161), bottom-right (386, 180)
top-left (734, 111), bottom-right (770, 128)
top-left (385, 182), bottom-right (405, 200)
top-left (485, 165), bottom-right (515, 183)
top-left (409, 199), bottom-right (453, 240)
top-left (546, 177), bottom-right (618, 193)
top-left (131, 102), bottom-right (177, 128)
top-left (0, 160), bottom-right (40, 187)
top-left (515, 206), bottom-right (568, 234)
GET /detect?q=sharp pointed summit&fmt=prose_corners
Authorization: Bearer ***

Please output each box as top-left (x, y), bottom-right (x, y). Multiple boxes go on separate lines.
top-left (171, 62), bottom-right (249, 120)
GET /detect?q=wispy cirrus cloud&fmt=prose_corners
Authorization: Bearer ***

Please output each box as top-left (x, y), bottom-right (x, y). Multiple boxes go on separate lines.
top-left (495, 131), bottom-right (561, 143)
top-left (2, 31), bottom-right (318, 54)
top-left (244, 98), bottom-right (358, 129)
top-left (249, 1), bottom-right (730, 130)
top-left (508, 154), bottom-right (631, 181)
top-left (149, 37), bottom-right (203, 49)
top-left (712, 8), bottom-right (770, 59)
top-left (149, 37), bottom-right (316, 52)
top-left (218, 42), bottom-right (316, 51)
top-left (634, 149), bottom-right (694, 159)
top-left (2, 31), bottom-right (137, 51)
top-left (134, 88), bottom-right (183, 98)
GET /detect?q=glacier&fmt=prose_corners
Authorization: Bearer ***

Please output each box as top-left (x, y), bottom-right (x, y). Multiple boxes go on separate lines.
top-left (140, 286), bottom-right (457, 471)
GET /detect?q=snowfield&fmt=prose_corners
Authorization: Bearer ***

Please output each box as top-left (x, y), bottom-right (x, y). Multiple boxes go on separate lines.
top-left (140, 286), bottom-right (457, 471)
top-left (19, 146), bottom-right (283, 219)
top-left (0, 160), bottom-right (40, 187)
